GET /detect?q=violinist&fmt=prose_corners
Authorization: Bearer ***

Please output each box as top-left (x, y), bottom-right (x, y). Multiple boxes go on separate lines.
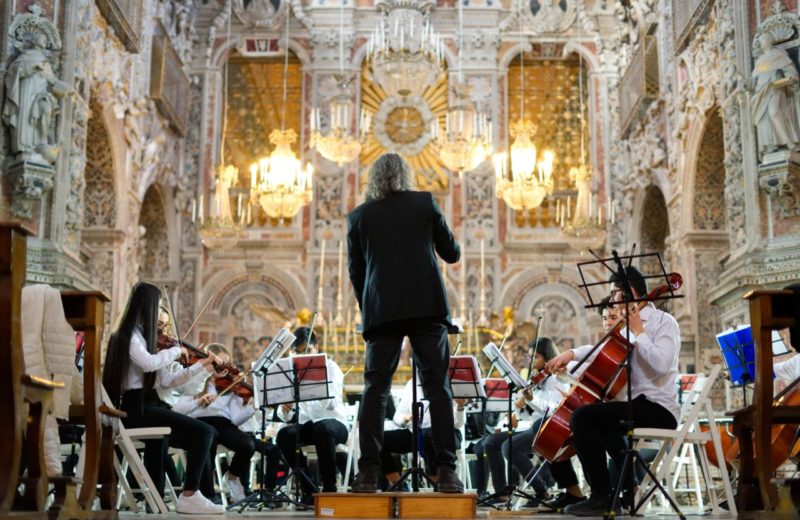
top-left (479, 338), bottom-right (560, 506)
top-left (276, 327), bottom-right (348, 503)
top-left (156, 306), bottom-right (213, 406)
top-left (172, 343), bottom-right (256, 504)
top-left (102, 282), bottom-right (225, 515)
top-left (545, 266), bottom-right (681, 516)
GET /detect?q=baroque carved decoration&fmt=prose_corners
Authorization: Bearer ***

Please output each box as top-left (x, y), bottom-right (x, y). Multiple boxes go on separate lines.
top-left (83, 110), bottom-right (117, 228)
top-left (138, 186), bottom-right (171, 280)
top-left (500, 0), bottom-right (577, 35)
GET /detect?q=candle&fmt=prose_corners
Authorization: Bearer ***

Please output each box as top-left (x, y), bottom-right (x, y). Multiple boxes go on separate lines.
top-left (480, 239), bottom-right (485, 292)
top-left (459, 258), bottom-right (466, 321)
top-left (567, 196), bottom-right (571, 219)
top-left (318, 239), bottom-right (326, 311)
top-left (191, 199), bottom-right (197, 223)
top-left (237, 194), bottom-right (243, 220)
top-left (611, 201), bottom-right (616, 224)
top-left (337, 240), bottom-right (344, 294)
top-left (598, 206), bottom-right (603, 226)
top-left (199, 194), bottom-right (204, 224)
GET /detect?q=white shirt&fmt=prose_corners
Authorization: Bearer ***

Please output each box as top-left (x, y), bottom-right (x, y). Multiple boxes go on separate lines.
top-left (123, 329), bottom-right (206, 392)
top-left (172, 384), bottom-right (256, 427)
top-left (570, 303), bottom-right (681, 421)
top-left (392, 379), bottom-right (466, 430)
top-left (517, 375), bottom-right (570, 424)
top-left (277, 357), bottom-right (348, 427)
top-left (157, 361), bottom-right (212, 405)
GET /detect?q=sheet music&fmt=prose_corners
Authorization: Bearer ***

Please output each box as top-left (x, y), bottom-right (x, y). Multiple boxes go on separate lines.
top-left (253, 328), bottom-right (296, 373)
top-left (264, 353), bottom-right (331, 405)
top-left (448, 355), bottom-right (485, 399)
top-left (483, 342), bottom-right (527, 388)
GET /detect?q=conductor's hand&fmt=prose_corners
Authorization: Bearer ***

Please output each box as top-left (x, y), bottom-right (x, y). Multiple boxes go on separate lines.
top-left (545, 351), bottom-right (575, 374)
top-left (197, 393), bottom-right (217, 407)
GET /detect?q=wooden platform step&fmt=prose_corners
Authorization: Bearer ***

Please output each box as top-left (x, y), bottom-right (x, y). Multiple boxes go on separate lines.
top-left (314, 492), bottom-right (477, 519)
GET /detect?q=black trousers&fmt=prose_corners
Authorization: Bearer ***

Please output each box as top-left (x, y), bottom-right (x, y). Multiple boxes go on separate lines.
top-left (276, 419), bottom-right (348, 492)
top-left (380, 428), bottom-right (462, 476)
top-left (501, 424), bottom-right (554, 495)
top-left (571, 397), bottom-right (677, 496)
top-left (198, 416), bottom-right (256, 479)
top-left (359, 320), bottom-right (456, 473)
top-left (121, 389), bottom-right (216, 497)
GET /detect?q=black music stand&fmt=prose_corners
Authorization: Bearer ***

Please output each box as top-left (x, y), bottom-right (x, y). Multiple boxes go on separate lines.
top-left (268, 353), bottom-right (332, 509)
top-left (229, 329), bottom-right (298, 512)
top-left (388, 359), bottom-right (435, 492)
top-left (476, 343), bottom-right (550, 511)
top-left (576, 247), bottom-right (685, 520)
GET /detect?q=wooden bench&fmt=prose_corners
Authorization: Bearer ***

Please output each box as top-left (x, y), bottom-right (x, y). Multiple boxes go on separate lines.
top-left (0, 223), bottom-right (61, 518)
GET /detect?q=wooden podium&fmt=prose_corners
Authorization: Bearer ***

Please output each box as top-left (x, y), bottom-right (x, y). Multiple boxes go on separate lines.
top-left (729, 289), bottom-right (799, 511)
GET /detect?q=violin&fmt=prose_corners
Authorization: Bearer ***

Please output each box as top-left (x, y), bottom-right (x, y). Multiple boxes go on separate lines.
top-left (156, 332), bottom-right (241, 375)
top-left (213, 373), bottom-right (254, 404)
top-left (533, 272), bottom-right (683, 462)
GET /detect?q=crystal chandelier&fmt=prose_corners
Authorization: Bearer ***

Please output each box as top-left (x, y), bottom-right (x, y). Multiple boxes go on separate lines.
top-left (431, 0), bottom-right (492, 175)
top-left (250, 129), bottom-right (313, 222)
top-left (494, 139), bottom-right (554, 211)
top-left (367, 0), bottom-right (444, 98)
top-left (494, 8), bottom-right (554, 211)
top-left (432, 86), bottom-right (493, 174)
top-left (249, 12), bottom-right (314, 223)
top-left (310, 0), bottom-right (371, 166)
top-left (310, 76), bottom-right (371, 166)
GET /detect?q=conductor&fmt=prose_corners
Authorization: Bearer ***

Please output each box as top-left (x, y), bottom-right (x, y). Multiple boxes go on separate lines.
top-left (347, 153), bottom-right (463, 493)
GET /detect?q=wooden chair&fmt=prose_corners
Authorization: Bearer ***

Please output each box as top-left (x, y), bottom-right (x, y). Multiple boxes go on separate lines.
top-left (49, 291), bottom-right (125, 520)
top-left (729, 289), bottom-right (799, 511)
top-left (0, 223), bottom-right (62, 518)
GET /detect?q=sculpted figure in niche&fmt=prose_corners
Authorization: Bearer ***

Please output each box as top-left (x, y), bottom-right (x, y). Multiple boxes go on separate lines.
top-left (3, 33), bottom-right (69, 163)
top-left (752, 32), bottom-right (800, 154)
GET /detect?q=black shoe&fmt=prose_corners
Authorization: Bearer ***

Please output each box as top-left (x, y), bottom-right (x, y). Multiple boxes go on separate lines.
top-left (564, 494), bottom-right (620, 517)
top-left (300, 494), bottom-right (315, 506)
top-left (436, 467), bottom-right (464, 494)
top-left (351, 469), bottom-right (380, 493)
top-left (546, 491), bottom-right (585, 511)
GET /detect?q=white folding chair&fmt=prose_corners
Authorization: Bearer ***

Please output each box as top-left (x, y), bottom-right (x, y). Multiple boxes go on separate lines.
top-left (114, 424), bottom-right (171, 514)
top-left (633, 365), bottom-right (736, 516)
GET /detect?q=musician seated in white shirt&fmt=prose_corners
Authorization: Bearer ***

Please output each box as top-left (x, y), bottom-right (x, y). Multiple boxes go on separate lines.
top-left (380, 377), bottom-right (466, 488)
top-left (546, 266), bottom-right (681, 517)
top-left (172, 344), bottom-right (257, 503)
top-left (276, 327), bottom-right (348, 501)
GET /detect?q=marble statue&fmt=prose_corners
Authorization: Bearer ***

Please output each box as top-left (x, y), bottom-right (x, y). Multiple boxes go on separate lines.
top-left (3, 33), bottom-right (69, 163)
top-left (570, 163), bottom-right (593, 223)
top-left (752, 32), bottom-right (800, 154)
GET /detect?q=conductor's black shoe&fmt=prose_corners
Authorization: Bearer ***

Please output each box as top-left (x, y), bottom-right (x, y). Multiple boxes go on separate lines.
top-left (351, 469), bottom-right (379, 493)
top-left (564, 494), bottom-right (620, 517)
top-left (436, 467), bottom-right (464, 494)
top-left (546, 491), bottom-right (584, 511)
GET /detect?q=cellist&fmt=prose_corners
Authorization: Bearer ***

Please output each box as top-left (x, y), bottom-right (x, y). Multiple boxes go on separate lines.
top-left (545, 266), bottom-right (681, 516)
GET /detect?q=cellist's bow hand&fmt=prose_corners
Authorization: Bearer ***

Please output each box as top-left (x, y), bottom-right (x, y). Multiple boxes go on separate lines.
top-left (545, 350), bottom-right (574, 374)
top-left (624, 303), bottom-right (645, 335)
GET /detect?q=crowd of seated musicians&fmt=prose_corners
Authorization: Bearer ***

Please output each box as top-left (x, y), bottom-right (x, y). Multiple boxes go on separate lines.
top-left (26, 274), bottom-right (800, 516)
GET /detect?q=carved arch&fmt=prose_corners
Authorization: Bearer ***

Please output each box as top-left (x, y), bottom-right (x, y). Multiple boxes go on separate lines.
top-left (137, 184), bottom-right (172, 281)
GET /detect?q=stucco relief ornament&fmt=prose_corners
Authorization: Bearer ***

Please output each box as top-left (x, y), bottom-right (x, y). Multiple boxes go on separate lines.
top-left (751, 5), bottom-right (800, 156)
top-left (233, 0), bottom-right (311, 29)
top-left (500, 0), bottom-right (576, 34)
top-left (3, 5), bottom-right (70, 165)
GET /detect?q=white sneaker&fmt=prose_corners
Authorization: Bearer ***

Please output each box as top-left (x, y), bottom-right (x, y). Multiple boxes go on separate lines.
top-left (225, 473), bottom-right (246, 503)
top-left (175, 491), bottom-right (225, 515)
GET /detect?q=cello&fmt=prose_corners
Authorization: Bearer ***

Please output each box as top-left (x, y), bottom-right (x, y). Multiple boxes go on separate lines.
top-left (532, 272), bottom-right (683, 462)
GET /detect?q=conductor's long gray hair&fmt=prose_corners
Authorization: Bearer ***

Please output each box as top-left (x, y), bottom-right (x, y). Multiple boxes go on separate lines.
top-left (364, 153), bottom-right (414, 201)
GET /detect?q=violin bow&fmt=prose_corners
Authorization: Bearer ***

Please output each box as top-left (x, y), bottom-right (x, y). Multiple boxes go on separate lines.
top-left (526, 315), bottom-right (542, 378)
top-left (184, 295), bottom-right (214, 339)
top-left (453, 340), bottom-right (463, 356)
top-left (307, 311), bottom-right (318, 349)
top-left (163, 285), bottom-right (186, 354)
